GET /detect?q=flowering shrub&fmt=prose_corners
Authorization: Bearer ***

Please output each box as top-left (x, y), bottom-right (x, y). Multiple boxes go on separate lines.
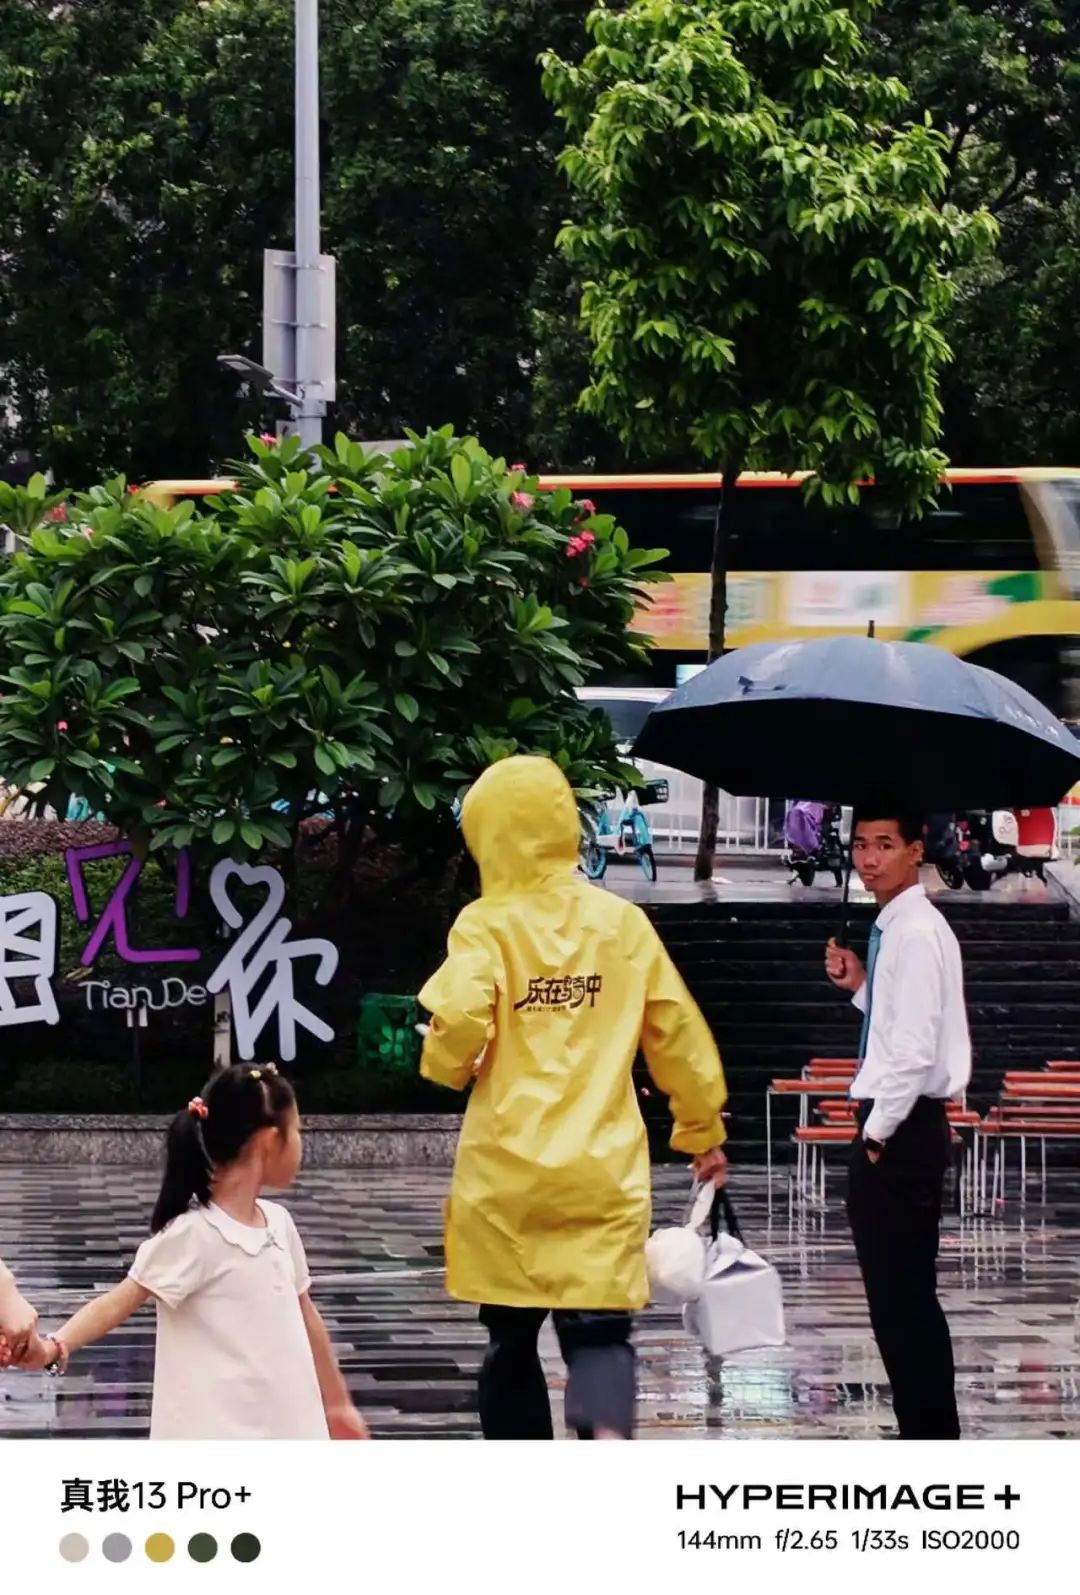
top-left (0, 427), bottom-right (668, 872)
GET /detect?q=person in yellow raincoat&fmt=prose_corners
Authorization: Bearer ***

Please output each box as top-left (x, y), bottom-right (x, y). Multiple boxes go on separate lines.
top-left (418, 755), bottom-right (728, 1440)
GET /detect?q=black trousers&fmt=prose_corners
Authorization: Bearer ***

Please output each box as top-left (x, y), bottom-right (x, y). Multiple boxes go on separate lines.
top-left (477, 1305), bottom-right (636, 1440)
top-left (846, 1097), bottom-right (960, 1440)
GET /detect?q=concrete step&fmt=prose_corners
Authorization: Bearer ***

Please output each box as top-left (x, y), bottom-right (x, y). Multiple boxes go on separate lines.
top-left (647, 902), bottom-right (1072, 927)
top-left (692, 976), bottom-right (1080, 1001)
top-left (657, 921), bottom-right (1080, 946)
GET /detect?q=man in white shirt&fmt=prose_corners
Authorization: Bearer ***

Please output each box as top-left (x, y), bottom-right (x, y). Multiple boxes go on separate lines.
top-left (826, 808), bottom-right (971, 1439)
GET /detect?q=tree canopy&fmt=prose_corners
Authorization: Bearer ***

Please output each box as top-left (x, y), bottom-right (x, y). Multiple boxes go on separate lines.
top-left (543, 0), bottom-right (995, 504)
top-left (0, 0), bottom-right (589, 484)
top-left (873, 1), bottom-right (1080, 463)
top-left (1, 0), bottom-right (1079, 482)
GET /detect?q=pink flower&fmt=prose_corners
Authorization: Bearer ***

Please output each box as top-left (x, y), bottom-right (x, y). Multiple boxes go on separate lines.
top-left (46, 504), bottom-right (69, 524)
top-left (510, 491), bottom-right (534, 511)
top-left (259, 432), bottom-right (278, 446)
top-left (579, 578), bottom-right (589, 589)
top-left (510, 462), bottom-right (527, 473)
top-left (566, 533), bottom-right (594, 558)
top-left (575, 499), bottom-right (597, 519)
top-left (126, 484), bottom-right (140, 494)
top-left (56, 720), bottom-right (69, 732)
top-left (579, 530), bottom-right (596, 547)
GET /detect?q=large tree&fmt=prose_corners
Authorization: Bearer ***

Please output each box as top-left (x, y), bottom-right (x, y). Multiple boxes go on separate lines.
top-left (873, 1), bottom-right (1080, 464)
top-left (544, 0), bottom-right (996, 879)
top-left (0, 0), bottom-right (292, 483)
top-left (0, 0), bottom-right (591, 485)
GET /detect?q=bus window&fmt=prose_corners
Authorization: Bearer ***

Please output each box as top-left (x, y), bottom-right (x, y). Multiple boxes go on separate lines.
top-left (726, 482), bottom-right (1038, 572)
top-left (583, 488), bottom-right (720, 573)
top-left (726, 488), bottom-right (874, 571)
top-left (907, 484), bottom-right (1039, 571)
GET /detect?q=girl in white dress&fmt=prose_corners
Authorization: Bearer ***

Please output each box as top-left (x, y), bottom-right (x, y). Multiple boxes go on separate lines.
top-left (27, 1064), bottom-right (369, 1440)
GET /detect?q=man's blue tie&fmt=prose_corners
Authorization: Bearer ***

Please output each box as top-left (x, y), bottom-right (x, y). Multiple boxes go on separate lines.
top-left (858, 925), bottom-right (883, 1060)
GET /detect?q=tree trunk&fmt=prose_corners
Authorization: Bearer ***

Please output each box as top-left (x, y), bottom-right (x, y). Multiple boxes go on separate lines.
top-left (693, 458), bottom-right (745, 882)
top-left (695, 781), bottom-right (721, 883)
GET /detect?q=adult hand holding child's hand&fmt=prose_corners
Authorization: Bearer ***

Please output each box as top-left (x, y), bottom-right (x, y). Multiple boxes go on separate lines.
top-left (0, 1272), bottom-right (39, 1366)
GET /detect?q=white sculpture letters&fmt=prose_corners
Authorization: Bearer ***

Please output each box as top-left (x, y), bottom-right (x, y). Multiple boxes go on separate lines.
top-left (0, 891), bottom-right (60, 1029)
top-left (205, 861), bottom-right (339, 1063)
top-left (0, 863), bottom-right (339, 1060)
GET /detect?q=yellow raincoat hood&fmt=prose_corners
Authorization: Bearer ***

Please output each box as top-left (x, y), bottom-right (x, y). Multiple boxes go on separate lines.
top-left (460, 756), bottom-right (579, 897)
top-left (419, 757), bottom-right (727, 1313)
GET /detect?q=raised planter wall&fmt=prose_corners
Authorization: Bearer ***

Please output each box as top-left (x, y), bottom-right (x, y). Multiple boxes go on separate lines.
top-left (0, 1113), bottom-right (462, 1168)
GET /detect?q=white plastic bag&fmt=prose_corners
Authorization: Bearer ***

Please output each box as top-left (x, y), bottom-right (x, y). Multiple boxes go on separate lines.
top-left (645, 1182), bottom-right (715, 1304)
top-left (682, 1190), bottom-right (785, 1355)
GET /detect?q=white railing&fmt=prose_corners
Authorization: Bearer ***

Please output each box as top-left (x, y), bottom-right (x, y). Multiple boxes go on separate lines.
top-left (620, 760), bottom-right (782, 854)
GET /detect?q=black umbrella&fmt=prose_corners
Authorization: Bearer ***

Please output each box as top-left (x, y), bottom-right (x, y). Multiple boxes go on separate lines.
top-left (634, 636), bottom-right (1080, 942)
top-left (634, 637), bottom-right (1080, 812)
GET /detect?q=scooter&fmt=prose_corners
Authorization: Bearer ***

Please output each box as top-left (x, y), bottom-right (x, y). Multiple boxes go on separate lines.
top-left (1010, 807), bottom-right (1059, 881)
top-left (580, 780), bottom-right (668, 884)
top-left (784, 801), bottom-right (845, 888)
top-left (930, 811), bottom-right (1011, 890)
top-left (931, 809), bottom-right (1057, 890)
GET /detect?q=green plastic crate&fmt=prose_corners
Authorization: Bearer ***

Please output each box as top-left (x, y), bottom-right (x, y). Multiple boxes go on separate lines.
top-left (357, 993), bottom-right (422, 1074)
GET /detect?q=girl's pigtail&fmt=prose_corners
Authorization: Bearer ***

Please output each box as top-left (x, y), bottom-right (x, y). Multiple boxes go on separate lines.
top-left (151, 1101), bottom-right (213, 1233)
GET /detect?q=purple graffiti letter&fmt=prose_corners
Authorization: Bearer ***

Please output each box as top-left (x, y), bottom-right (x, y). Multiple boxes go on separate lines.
top-left (64, 843), bottom-right (200, 967)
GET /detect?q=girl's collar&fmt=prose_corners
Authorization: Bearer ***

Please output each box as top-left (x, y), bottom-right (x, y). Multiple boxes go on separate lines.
top-left (201, 1200), bottom-right (284, 1256)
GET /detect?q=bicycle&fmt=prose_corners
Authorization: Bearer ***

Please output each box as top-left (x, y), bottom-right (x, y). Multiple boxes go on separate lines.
top-left (579, 782), bottom-right (666, 884)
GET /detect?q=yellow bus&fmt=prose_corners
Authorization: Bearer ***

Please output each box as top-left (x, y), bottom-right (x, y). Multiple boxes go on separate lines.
top-left (146, 466), bottom-right (1080, 717)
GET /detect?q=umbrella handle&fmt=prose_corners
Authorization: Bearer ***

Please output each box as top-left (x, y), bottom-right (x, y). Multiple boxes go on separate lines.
top-left (836, 850), bottom-right (854, 948)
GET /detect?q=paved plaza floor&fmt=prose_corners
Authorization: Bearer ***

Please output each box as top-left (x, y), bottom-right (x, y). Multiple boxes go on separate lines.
top-left (2, 1165), bottom-right (1079, 1440)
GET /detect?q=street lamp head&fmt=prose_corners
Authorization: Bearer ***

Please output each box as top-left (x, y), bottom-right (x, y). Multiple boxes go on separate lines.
top-left (218, 354), bottom-right (301, 407)
top-left (217, 353), bottom-right (276, 392)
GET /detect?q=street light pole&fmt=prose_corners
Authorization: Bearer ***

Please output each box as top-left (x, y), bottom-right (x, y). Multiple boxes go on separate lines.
top-left (294, 0), bottom-right (324, 447)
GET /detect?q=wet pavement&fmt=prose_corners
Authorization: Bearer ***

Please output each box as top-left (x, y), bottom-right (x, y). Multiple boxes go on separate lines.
top-left (3, 1165), bottom-right (1079, 1440)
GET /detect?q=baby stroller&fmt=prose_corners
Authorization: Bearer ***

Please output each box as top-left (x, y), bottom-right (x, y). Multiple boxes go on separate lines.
top-left (784, 800), bottom-right (844, 888)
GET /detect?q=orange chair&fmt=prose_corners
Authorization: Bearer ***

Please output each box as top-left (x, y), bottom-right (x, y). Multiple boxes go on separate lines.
top-left (977, 1102), bottom-right (1080, 1208)
top-left (806, 1058), bottom-right (858, 1078)
top-left (792, 1124), bottom-right (859, 1206)
top-left (793, 1124), bottom-right (967, 1211)
top-left (766, 1076), bottom-right (856, 1206)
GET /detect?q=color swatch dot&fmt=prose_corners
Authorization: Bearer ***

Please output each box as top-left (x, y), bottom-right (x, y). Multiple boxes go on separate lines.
top-left (231, 1533), bottom-right (261, 1564)
top-left (103, 1533), bottom-right (132, 1564)
top-left (145, 1533), bottom-right (175, 1564)
top-left (188, 1534), bottom-right (218, 1564)
top-left (59, 1534), bottom-right (89, 1564)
